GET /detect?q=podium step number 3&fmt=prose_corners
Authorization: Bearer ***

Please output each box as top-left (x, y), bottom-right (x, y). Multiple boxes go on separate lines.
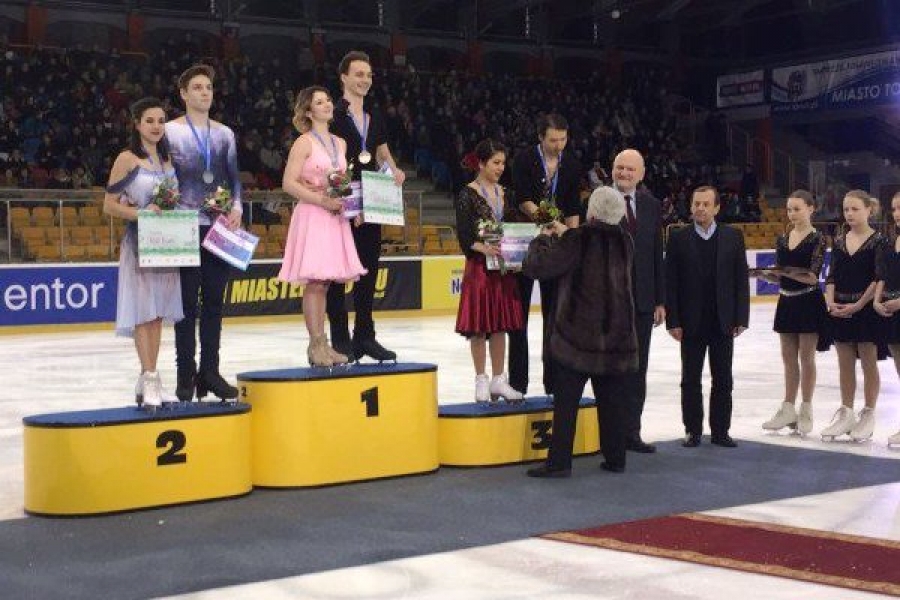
top-left (438, 397), bottom-right (599, 467)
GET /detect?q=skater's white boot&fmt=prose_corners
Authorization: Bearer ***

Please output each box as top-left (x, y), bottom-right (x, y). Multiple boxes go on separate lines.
top-left (474, 373), bottom-right (490, 403)
top-left (888, 429), bottom-right (900, 448)
top-left (821, 406), bottom-right (856, 441)
top-left (849, 407), bottom-right (875, 442)
top-left (762, 402), bottom-right (798, 431)
top-left (140, 371), bottom-right (163, 412)
top-left (490, 373), bottom-right (524, 403)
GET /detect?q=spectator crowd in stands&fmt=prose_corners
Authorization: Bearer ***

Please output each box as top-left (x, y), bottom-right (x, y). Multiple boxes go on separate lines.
top-left (0, 34), bottom-right (758, 228)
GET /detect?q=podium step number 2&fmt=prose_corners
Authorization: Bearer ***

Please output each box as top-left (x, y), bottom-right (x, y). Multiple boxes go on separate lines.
top-left (24, 404), bottom-right (252, 516)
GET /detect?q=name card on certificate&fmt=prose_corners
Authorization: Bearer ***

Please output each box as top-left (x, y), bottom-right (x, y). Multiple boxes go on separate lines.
top-left (361, 171), bottom-right (404, 226)
top-left (201, 216), bottom-right (259, 271)
top-left (138, 210), bottom-right (200, 267)
top-left (486, 223), bottom-right (539, 271)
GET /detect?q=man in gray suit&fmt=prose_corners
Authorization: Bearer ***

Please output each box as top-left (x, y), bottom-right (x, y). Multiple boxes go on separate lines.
top-left (612, 149), bottom-right (665, 453)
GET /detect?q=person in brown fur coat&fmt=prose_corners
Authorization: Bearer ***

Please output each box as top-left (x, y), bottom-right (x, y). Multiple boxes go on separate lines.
top-left (523, 186), bottom-right (639, 477)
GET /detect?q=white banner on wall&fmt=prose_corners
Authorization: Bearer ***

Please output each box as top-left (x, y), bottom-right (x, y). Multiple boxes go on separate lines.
top-left (716, 70), bottom-right (765, 108)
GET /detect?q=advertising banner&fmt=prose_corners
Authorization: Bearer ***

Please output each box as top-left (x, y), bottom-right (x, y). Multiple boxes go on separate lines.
top-left (421, 256), bottom-right (466, 311)
top-left (716, 69), bottom-right (765, 108)
top-left (224, 257), bottom-right (421, 317)
top-left (0, 264), bottom-right (118, 326)
top-left (420, 255), bottom-right (542, 311)
top-left (772, 50), bottom-right (900, 113)
top-left (2, 250), bottom-right (805, 328)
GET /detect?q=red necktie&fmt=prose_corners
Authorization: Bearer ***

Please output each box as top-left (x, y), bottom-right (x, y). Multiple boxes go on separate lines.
top-left (625, 194), bottom-right (636, 233)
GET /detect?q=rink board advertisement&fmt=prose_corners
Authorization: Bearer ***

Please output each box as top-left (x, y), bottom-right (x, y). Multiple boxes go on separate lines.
top-left (772, 49), bottom-right (900, 113)
top-left (1, 251), bottom-right (788, 328)
top-left (224, 258), bottom-right (422, 317)
top-left (0, 264), bottom-right (117, 326)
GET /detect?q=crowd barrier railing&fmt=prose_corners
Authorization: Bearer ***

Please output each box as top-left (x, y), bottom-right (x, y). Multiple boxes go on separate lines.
top-left (1, 188), bottom-right (433, 264)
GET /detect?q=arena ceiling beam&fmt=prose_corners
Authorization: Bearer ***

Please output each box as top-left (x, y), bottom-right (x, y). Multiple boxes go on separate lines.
top-left (711, 0), bottom-right (865, 29)
top-left (656, 0), bottom-right (694, 20)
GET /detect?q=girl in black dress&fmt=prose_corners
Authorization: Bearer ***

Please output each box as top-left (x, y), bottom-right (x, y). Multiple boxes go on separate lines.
top-left (822, 190), bottom-right (887, 442)
top-left (874, 192), bottom-right (900, 447)
top-left (454, 139), bottom-right (525, 403)
top-left (762, 190), bottom-right (827, 436)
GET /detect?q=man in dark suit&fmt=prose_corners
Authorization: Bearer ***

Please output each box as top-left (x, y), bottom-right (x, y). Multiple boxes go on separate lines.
top-left (508, 114), bottom-right (582, 396)
top-left (612, 149), bottom-right (665, 454)
top-left (665, 186), bottom-right (749, 448)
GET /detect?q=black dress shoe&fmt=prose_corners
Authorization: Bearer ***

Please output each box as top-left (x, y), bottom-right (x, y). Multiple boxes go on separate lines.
top-left (526, 465), bottom-right (571, 478)
top-left (600, 461), bottom-right (625, 473)
top-left (711, 434), bottom-right (738, 448)
top-left (626, 439), bottom-right (657, 453)
top-left (682, 433), bottom-right (702, 447)
top-left (353, 338), bottom-right (397, 362)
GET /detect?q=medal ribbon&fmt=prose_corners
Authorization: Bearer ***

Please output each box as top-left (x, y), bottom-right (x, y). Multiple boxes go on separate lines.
top-left (311, 131), bottom-right (340, 169)
top-left (144, 149), bottom-right (165, 176)
top-left (479, 182), bottom-right (503, 222)
top-left (536, 144), bottom-right (560, 200)
top-left (350, 111), bottom-right (369, 154)
top-left (185, 115), bottom-right (212, 174)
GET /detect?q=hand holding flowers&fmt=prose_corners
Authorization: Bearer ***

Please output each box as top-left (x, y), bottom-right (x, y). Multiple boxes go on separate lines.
top-left (532, 198), bottom-right (562, 227)
top-left (203, 185), bottom-right (234, 215)
top-left (323, 167), bottom-right (355, 216)
top-left (477, 218), bottom-right (506, 274)
top-left (326, 168), bottom-right (353, 198)
top-left (150, 176), bottom-right (180, 211)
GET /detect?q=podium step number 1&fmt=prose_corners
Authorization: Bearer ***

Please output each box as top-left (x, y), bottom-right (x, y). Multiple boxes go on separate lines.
top-left (239, 363), bottom-right (440, 488)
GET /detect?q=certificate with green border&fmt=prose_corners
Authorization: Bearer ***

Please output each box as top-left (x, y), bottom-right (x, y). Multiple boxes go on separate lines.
top-left (361, 171), bottom-right (405, 226)
top-left (137, 210), bottom-right (200, 267)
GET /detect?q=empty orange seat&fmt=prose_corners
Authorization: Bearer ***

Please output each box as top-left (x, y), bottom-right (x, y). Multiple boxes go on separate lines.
top-left (32, 207), bottom-right (56, 226)
top-left (69, 226), bottom-right (95, 245)
top-left (10, 207), bottom-right (31, 226)
top-left (32, 244), bottom-right (62, 262)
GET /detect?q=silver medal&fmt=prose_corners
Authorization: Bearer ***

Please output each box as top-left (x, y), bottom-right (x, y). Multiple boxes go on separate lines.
top-left (358, 151), bottom-right (372, 165)
top-left (202, 170), bottom-right (214, 184)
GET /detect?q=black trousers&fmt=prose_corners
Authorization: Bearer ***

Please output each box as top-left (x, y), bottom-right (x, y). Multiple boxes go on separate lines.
top-left (680, 331), bottom-right (734, 436)
top-left (508, 273), bottom-right (555, 395)
top-left (326, 222), bottom-right (381, 344)
top-left (623, 311), bottom-right (654, 441)
top-left (175, 225), bottom-right (233, 375)
top-left (546, 359), bottom-right (628, 471)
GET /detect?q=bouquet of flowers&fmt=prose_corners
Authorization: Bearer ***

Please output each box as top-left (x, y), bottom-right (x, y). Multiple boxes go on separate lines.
top-left (150, 176), bottom-right (180, 210)
top-left (477, 218), bottom-right (506, 274)
top-left (203, 185), bottom-right (233, 215)
top-left (326, 168), bottom-right (353, 198)
top-left (532, 198), bottom-right (562, 226)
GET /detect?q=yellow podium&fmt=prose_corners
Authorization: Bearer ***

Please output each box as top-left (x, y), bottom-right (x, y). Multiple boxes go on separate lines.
top-left (238, 363), bottom-right (439, 487)
top-left (24, 403), bottom-right (252, 516)
top-left (438, 397), bottom-right (599, 467)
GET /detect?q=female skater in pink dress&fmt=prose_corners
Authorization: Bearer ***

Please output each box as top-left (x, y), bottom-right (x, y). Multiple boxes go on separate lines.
top-left (278, 86), bottom-right (366, 367)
